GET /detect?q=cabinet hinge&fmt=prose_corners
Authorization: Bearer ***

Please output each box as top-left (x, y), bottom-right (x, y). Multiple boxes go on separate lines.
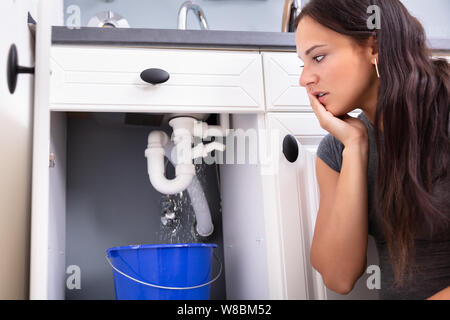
top-left (49, 153), bottom-right (56, 168)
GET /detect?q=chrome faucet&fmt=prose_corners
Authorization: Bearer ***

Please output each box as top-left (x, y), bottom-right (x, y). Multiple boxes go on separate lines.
top-left (282, 0), bottom-right (302, 32)
top-left (177, 1), bottom-right (209, 30)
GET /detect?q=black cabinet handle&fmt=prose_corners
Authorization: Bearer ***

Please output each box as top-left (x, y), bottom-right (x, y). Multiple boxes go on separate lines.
top-left (7, 44), bottom-right (35, 94)
top-left (140, 68), bottom-right (170, 85)
top-left (282, 134), bottom-right (299, 163)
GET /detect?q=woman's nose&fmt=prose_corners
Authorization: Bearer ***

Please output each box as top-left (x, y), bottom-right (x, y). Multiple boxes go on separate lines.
top-left (299, 67), bottom-right (316, 88)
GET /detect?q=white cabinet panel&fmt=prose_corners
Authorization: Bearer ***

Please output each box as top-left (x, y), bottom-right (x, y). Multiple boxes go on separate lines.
top-left (262, 52), bottom-right (311, 112)
top-left (265, 112), bottom-right (324, 299)
top-left (0, 0), bottom-right (36, 299)
top-left (433, 54), bottom-right (450, 62)
top-left (266, 112), bottom-right (379, 300)
top-left (220, 114), bottom-right (271, 299)
top-left (50, 46), bottom-right (265, 113)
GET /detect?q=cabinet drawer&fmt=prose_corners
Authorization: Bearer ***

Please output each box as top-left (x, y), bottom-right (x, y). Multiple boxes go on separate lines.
top-left (262, 52), bottom-right (310, 112)
top-left (49, 46), bottom-right (265, 112)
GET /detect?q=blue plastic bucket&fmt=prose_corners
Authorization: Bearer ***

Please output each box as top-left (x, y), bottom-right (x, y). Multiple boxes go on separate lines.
top-left (106, 243), bottom-right (219, 300)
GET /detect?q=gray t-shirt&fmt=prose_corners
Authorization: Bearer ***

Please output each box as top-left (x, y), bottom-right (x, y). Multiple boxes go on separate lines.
top-left (316, 111), bottom-right (450, 300)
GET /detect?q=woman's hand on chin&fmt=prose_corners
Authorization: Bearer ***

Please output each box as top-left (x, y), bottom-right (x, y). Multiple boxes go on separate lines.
top-left (308, 93), bottom-right (368, 148)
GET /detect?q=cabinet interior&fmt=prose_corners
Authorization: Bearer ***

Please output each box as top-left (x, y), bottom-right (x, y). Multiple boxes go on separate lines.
top-left (49, 111), bottom-right (270, 300)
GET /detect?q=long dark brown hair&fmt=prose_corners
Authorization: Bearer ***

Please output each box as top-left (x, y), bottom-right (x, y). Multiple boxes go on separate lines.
top-left (295, 0), bottom-right (450, 286)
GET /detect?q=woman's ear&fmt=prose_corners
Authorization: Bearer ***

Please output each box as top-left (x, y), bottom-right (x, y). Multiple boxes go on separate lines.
top-left (368, 34), bottom-right (378, 60)
top-left (361, 35), bottom-right (378, 65)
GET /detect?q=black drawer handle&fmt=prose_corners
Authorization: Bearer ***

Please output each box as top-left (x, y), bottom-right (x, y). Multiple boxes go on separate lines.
top-left (282, 134), bottom-right (299, 163)
top-left (140, 68), bottom-right (170, 85)
top-left (7, 44), bottom-right (35, 94)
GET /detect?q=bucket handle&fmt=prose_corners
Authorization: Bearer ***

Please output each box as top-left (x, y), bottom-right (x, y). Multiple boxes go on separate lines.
top-left (105, 251), bottom-right (222, 290)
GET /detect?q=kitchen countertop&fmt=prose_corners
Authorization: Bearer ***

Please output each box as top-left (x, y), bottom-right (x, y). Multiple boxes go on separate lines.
top-left (52, 26), bottom-right (296, 51)
top-left (52, 26), bottom-right (450, 52)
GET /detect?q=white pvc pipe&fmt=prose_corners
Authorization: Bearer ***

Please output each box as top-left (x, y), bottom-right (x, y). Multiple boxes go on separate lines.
top-left (145, 131), bottom-right (195, 195)
top-left (192, 141), bottom-right (225, 159)
top-left (188, 175), bottom-right (214, 237)
top-left (145, 115), bottom-right (225, 236)
top-left (165, 142), bottom-right (214, 237)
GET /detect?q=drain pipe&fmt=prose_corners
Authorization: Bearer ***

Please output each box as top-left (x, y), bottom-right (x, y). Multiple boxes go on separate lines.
top-left (164, 142), bottom-right (214, 237)
top-left (145, 114), bottom-right (229, 234)
top-left (145, 121), bottom-right (196, 195)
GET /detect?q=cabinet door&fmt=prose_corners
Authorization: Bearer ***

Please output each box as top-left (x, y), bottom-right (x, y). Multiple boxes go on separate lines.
top-left (262, 52), bottom-right (310, 112)
top-left (267, 112), bottom-right (379, 300)
top-left (0, 0), bottom-right (37, 299)
top-left (266, 113), bottom-right (325, 299)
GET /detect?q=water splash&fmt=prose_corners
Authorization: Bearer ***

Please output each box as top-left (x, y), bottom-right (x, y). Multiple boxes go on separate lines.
top-left (157, 163), bottom-right (215, 244)
top-left (158, 191), bottom-right (195, 244)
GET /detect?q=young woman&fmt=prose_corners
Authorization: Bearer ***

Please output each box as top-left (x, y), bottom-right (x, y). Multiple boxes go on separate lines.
top-left (294, 0), bottom-right (449, 299)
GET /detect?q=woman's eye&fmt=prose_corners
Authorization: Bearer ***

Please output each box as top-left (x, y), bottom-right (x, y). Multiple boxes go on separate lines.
top-left (313, 55), bottom-right (325, 63)
top-left (299, 55), bottom-right (325, 68)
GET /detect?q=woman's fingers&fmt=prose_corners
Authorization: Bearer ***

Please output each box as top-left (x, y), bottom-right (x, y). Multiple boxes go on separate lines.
top-left (307, 93), bottom-right (368, 146)
top-left (307, 92), bottom-right (327, 117)
top-left (307, 92), bottom-right (333, 130)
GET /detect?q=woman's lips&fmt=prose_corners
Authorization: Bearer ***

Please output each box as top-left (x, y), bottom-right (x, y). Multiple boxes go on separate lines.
top-left (318, 93), bottom-right (329, 104)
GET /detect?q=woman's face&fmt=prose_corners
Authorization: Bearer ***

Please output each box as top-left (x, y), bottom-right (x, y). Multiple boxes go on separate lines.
top-left (296, 16), bottom-right (378, 117)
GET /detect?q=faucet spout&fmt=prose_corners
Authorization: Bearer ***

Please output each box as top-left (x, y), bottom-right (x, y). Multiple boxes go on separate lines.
top-left (178, 1), bottom-right (209, 30)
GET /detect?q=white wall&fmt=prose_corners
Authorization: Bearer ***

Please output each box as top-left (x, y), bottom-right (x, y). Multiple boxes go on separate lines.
top-left (63, 0), bottom-right (284, 32)
top-left (62, 0), bottom-right (449, 38)
top-left (401, 0), bottom-right (450, 39)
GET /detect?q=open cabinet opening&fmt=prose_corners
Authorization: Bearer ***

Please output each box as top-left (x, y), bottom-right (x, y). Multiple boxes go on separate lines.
top-left (50, 111), bottom-right (229, 299)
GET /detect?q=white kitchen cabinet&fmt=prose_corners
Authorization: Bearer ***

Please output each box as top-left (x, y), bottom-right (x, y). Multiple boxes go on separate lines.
top-left (262, 112), bottom-right (324, 299)
top-left (262, 52), bottom-right (311, 112)
top-left (265, 112), bottom-right (380, 300)
top-left (0, 0), bottom-right (37, 299)
top-left (434, 54), bottom-right (450, 63)
top-left (49, 46), bottom-right (265, 113)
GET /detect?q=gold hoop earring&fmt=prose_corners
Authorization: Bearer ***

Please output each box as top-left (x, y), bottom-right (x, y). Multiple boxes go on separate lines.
top-left (374, 58), bottom-right (380, 78)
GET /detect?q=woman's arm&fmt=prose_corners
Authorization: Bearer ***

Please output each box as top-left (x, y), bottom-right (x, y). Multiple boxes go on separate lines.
top-left (311, 141), bottom-right (369, 295)
top-left (307, 93), bottom-right (370, 295)
top-left (427, 286), bottom-right (450, 300)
